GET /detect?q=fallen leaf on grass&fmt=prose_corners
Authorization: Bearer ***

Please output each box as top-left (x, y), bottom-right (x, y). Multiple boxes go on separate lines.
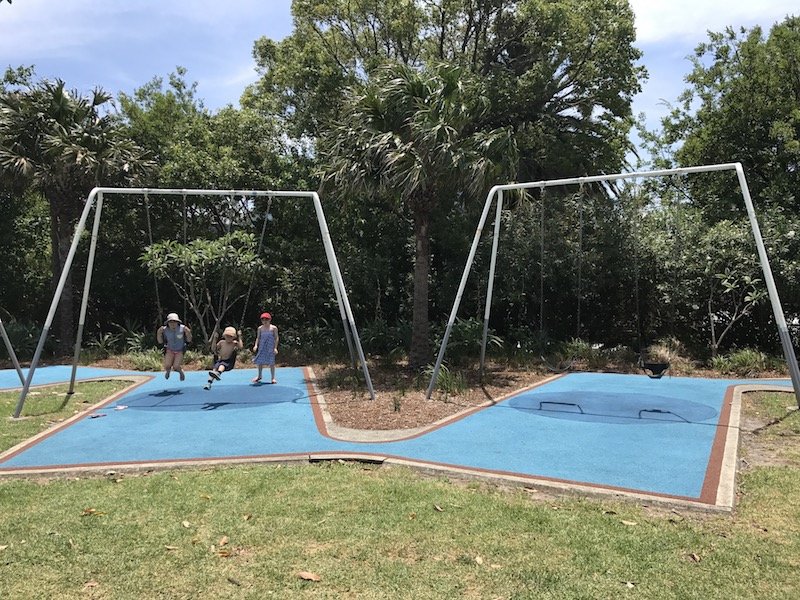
top-left (219, 535), bottom-right (229, 547)
top-left (298, 571), bottom-right (322, 582)
top-left (0, 544), bottom-right (8, 551)
top-left (623, 581), bottom-right (636, 588)
top-left (165, 545), bottom-right (179, 551)
top-left (433, 504), bottom-right (444, 512)
top-left (200, 494), bottom-right (211, 500)
top-left (81, 508), bottom-right (103, 517)
top-left (475, 556), bottom-right (484, 565)
top-left (181, 520), bottom-right (191, 528)
top-left (227, 577), bottom-right (242, 586)
top-left (242, 514), bottom-right (253, 521)
top-left (83, 580), bottom-right (100, 589)
top-left (689, 553), bottom-right (701, 563)
top-left (408, 513), bottom-right (417, 520)
top-left (620, 520), bottom-right (637, 526)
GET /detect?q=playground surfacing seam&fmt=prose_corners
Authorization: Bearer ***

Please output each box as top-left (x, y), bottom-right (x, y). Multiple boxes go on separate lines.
top-left (1, 366), bottom-right (793, 511)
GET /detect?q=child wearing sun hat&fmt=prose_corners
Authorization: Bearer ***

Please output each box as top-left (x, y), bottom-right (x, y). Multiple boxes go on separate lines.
top-left (156, 312), bottom-right (192, 381)
top-left (204, 326), bottom-right (243, 390)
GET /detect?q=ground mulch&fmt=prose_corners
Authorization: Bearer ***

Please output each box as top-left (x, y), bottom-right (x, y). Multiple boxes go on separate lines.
top-left (311, 362), bottom-right (551, 430)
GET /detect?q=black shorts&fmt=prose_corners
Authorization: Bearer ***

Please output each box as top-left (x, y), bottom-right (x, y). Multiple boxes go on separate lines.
top-left (213, 355), bottom-right (236, 371)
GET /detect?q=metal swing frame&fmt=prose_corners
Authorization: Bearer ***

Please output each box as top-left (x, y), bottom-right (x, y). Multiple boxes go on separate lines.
top-left (426, 163), bottom-right (800, 408)
top-left (13, 187), bottom-right (375, 418)
top-left (0, 315), bottom-right (25, 386)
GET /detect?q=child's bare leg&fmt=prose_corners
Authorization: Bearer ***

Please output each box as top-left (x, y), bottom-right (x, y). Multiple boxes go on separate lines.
top-left (205, 364), bottom-right (225, 389)
top-left (270, 364), bottom-right (276, 384)
top-left (252, 365), bottom-right (263, 383)
top-left (174, 352), bottom-right (185, 381)
top-left (163, 352), bottom-right (174, 379)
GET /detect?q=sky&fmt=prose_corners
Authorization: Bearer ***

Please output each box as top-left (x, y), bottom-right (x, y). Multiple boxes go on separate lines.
top-left (0, 0), bottom-right (797, 137)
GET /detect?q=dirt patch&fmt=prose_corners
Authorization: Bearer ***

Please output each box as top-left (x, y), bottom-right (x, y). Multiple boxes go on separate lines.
top-left (312, 362), bottom-right (553, 430)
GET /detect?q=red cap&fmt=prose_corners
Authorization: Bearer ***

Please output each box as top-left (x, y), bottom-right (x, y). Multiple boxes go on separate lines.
top-left (260, 312), bottom-right (272, 320)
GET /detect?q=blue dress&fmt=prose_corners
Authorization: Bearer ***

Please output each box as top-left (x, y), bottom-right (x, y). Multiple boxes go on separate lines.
top-left (253, 327), bottom-right (276, 365)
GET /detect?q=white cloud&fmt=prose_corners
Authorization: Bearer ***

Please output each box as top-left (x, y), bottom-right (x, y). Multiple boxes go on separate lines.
top-left (0, 0), bottom-right (115, 59)
top-left (629, 0), bottom-right (797, 44)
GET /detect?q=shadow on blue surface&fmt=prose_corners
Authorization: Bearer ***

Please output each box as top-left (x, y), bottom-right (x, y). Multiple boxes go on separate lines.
top-left (508, 391), bottom-right (719, 425)
top-left (122, 385), bottom-right (306, 412)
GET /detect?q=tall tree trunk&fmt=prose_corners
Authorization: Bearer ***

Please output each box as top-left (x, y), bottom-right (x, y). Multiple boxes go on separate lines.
top-left (409, 203), bottom-right (431, 369)
top-left (47, 192), bottom-right (76, 355)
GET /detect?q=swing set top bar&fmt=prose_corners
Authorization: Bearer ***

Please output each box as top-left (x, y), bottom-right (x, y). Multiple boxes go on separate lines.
top-left (91, 187), bottom-right (318, 198)
top-left (489, 162), bottom-right (741, 194)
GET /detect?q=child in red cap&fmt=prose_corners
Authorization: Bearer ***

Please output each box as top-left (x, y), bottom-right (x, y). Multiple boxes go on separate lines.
top-left (252, 312), bottom-right (279, 383)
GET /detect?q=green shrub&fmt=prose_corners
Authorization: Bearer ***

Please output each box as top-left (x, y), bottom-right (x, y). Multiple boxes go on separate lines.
top-left (87, 332), bottom-right (122, 359)
top-left (111, 318), bottom-right (153, 352)
top-left (128, 349), bottom-right (164, 371)
top-left (434, 317), bottom-right (503, 364)
top-left (423, 363), bottom-right (467, 398)
top-left (711, 348), bottom-right (769, 376)
top-left (0, 320), bottom-right (38, 359)
top-left (360, 317), bottom-right (409, 358)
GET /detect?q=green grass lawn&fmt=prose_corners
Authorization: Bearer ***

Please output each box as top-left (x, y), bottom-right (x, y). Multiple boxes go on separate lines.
top-left (0, 380), bottom-right (133, 455)
top-left (0, 384), bottom-right (798, 598)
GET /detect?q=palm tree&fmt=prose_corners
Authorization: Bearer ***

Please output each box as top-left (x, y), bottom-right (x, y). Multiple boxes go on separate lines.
top-left (323, 62), bottom-right (517, 369)
top-left (0, 76), bottom-right (152, 352)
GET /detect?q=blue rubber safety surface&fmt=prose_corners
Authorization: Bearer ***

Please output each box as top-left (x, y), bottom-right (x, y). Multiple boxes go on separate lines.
top-left (0, 366), bottom-right (793, 503)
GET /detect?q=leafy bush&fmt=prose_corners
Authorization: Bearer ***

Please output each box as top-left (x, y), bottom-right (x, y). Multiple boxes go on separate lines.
top-left (87, 332), bottom-right (122, 359)
top-left (279, 319), bottom-right (350, 362)
top-left (434, 317), bottom-right (503, 364)
top-left (562, 338), bottom-right (596, 360)
top-left (0, 319), bottom-right (39, 360)
top-left (128, 349), bottom-right (164, 371)
top-left (182, 350), bottom-right (206, 367)
top-left (360, 317), bottom-right (409, 358)
top-left (423, 363), bottom-right (466, 398)
top-left (112, 318), bottom-right (152, 352)
top-left (711, 348), bottom-right (772, 377)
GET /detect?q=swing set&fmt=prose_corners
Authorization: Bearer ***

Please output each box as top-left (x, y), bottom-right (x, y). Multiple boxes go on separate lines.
top-left (427, 163), bottom-right (800, 406)
top-left (12, 187), bottom-right (375, 418)
top-left (143, 191), bottom-right (273, 339)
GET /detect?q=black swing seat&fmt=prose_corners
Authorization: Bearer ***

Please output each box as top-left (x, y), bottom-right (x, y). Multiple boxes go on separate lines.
top-left (638, 357), bottom-right (670, 379)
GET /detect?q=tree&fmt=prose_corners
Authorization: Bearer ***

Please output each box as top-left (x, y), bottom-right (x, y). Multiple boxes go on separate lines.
top-left (323, 62), bottom-right (517, 368)
top-left (118, 70), bottom-right (320, 332)
top-left (247, 0), bottom-right (643, 177)
top-left (654, 17), bottom-right (800, 216)
top-left (246, 1), bottom-right (643, 365)
top-left (643, 16), bottom-right (800, 346)
top-left (140, 231), bottom-right (266, 347)
top-left (0, 70), bottom-right (152, 352)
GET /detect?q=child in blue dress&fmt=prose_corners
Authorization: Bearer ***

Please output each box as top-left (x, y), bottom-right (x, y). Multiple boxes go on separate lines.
top-left (252, 312), bottom-right (279, 383)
